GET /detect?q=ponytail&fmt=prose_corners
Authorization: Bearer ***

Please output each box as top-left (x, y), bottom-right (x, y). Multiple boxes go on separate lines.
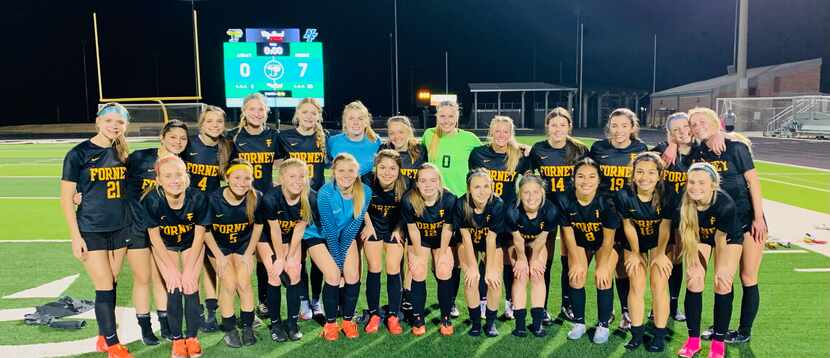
top-left (279, 158), bottom-right (313, 223)
top-left (113, 135), bottom-right (130, 163)
top-left (409, 163), bottom-right (443, 217)
top-left (545, 107), bottom-right (587, 164)
top-left (331, 153), bottom-right (366, 218)
top-left (428, 101), bottom-right (460, 161)
top-left (463, 168), bottom-right (493, 227)
top-left (374, 149), bottom-right (408, 201)
top-left (488, 115), bottom-right (522, 172)
top-left (236, 93), bottom-right (270, 142)
top-left (96, 102), bottom-right (131, 163)
top-left (225, 158), bottom-right (257, 223)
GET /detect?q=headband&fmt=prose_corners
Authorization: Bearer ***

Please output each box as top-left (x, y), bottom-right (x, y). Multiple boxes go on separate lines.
top-left (226, 163), bottom-right (254, 176)
top-left (688, 162), bottom-right (719, 183)
top-left (665, 112), bottom-right (689, 131)
top-left (97, 103), bottom-right (130, 121)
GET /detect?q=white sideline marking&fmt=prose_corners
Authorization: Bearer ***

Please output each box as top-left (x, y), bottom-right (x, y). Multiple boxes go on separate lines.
top-left (0, 240), bottom-right (70, 243)
top-left (0, 176), bottom-right (58, 179)
top-left (763, 250), bottom-right (808, 254)
top-left (3, 274), bottom-right (79, 299)
top-left (759, 177), bottom-right (830, 192)
top-left (794, 268), bottom-right (830, 272)
top-left (756, 160), bottom-right (830, 173)
top-left (0, 196), bottom-right (59, 200)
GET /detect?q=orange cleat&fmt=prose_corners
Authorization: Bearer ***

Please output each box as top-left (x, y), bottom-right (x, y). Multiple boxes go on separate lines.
top-left (364, 314), bottom-right (382, 334)
top-left (386, 315), bottom-right (403, 335)
top-left (321, 322), bottom-right (340, 341)
top-left (185, 337), bottom-right (203, 358)
top-left (439, 321), bottom-right (454, 336)
top-left (96, 336), bottom-right (108, 352)
top-left (171, 339), bottom-right (188, 358)
top-left (105, 343), bottom-right (133, 358)
top-left (411, 324), bottom-right (426, 336)
top-left (342, 319), bottom-right (360, 339)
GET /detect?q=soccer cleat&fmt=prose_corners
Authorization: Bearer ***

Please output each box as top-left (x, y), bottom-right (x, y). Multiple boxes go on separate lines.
top-left (299, 299), bottom-right (313, 321)
top-left (450, 305), bottom-right (460, 319)
top-left (511, 326), bottom-right (527, 337)
top-left (310, 298), bottom-right (325, 317)
top-left (96, 335), bottom-right (108, 352)
top-left (287, 324), bottom-right (303, 341)
top-left (321, 322), bottom-right (340, 341)
top-left (200, 314), bottom-right (219, 333)
top-left (701, 326), bottom-right (715, 340)
top-left (484, 322), bottom-right (499, 337)
top-left (411, 324), bottom-right (426, 336)
top-left (270, 323), bottom-right (288, 342)
top-left (619, 311), bottom-right (632, 331)
top-left (241, 326), bottom-right (257, 346)
top-left (185, 337), bottom-right (202, 358)
top-left (677, 337), bottom-right (702, 358)
top-left (342, 320), bottom-right (360, 339)
top-left (646, 335), bottom-right (666, 352)
top-left (503, 300), bottom-right (514, 320)
top-left (255, 303), bottom-right (269, 319)
top-left (386, 315), bottom-right (403, 335)
top-left (141, 330), bottom-right (159, 346)
top-left (567, 323), bottom-right (586, 340)
top-left (106, 343), bottom-right (133, 358)
top-left (674, 310), bottom-right (687, 322)
top-left (439, 320), bottom-right (454, 336)
top-left (542, 310), bottom-right (554, 326)
top-left (560, 305), bottom-right (576, 322)
top-left (480, 300), bottom-right (487, 319)
top-left (593, 325), bottom-right (610, 344)
top-left (364, 314), bottom-right (382, 334)
top-left (223, 329), bottom-right (242, 348)
top-left (530, 325), bottom-right (547, 338)
top-left (708, 340), bottom-right (726, 358)
top-left (171, 340), bottom-right (188, 358)
top-left (625, 337), bottom-right (643, 350)
top-left (725, 330), bottom-right (751, 344)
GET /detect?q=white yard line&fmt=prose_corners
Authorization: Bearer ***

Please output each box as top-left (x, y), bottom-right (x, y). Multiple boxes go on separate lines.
top-left (759, 177), bottom-right (830, 193)
top-left (0, 196), bottom-right (59, 200)
top-left (794, 268), bottom-right (830, 273)
top-left (763, 250), bottom-right (808, 254)
top-left (756, 159), bottom-right (830, 173)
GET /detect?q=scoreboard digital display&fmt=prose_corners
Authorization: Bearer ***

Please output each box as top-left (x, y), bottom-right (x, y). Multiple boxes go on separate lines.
top-left (223, 28), bottom-right (324, 108)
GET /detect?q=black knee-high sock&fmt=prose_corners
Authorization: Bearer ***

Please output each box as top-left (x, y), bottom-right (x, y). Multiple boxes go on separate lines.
top-left (205, 298), bottom-right (218, 317)
top-left (437, 278), bottom-right (453, 320)
top-left (543, 258), bottom-right (553, 309)
top-left (310, 263), bottom-right (324, 300)
top-left (286, 283), bottom-right (301, 327)
top-left (221, 315), bottom-right (237, 332)
top-left (450, 266), bottom-right (461, 303)
top-left (267, 283), bottom-right (282, 324)
top-left (514, 308), bottom-right (527, 331)
top-left (167, 289), bottom-right (184, 339)
top-left (323, 283), bottom-right (339, 323)
top-left (597, 288), bottom-right (613, 327)
top-left (503, 265), bottom-right (514, 302)
top-left (256, 262), bottom-right (268, 304)
top-left (136, 313), bottom-right (153, 337)
top-left (616, 277), bottom-right (630, 313)
top-left (713, 292), bottom-right (734, 342)
top-left (570, 286), bottom-right (586, 324)
top-left (479, 261), bottom-right (487, 302)
top-left (96, 290), bottom-right (119, 346)
top-left (366, 272), bottom-right (381, 314)
top-left (485, 308), bottom-right (497, 327)
top-left (157, 310), bottom-right (169, 336)
top-left (669, 263), bottom-right (683, 314)
top-left (240, 310), bottom-right (254, 328)
top-left (685, 290), bottom-right (703, 337)
top-left (411, 280), bottom-right (427, 325)
top-left (560, 256), bottom-right (570, 308)
top-left (387, 273), bottom-right (402, 316)
top-left (739, 284), bottom-right (759, 336)
top-left (469, 306), bottom-right (482, 332)
top-left (184, 292), bottom-right (201, 338)
top-left (530, 307), bottom-right (545, 331)
top-left (299, 261), bottom-right (310, 301)
top-left (343, 282), bottom-right (360, 321)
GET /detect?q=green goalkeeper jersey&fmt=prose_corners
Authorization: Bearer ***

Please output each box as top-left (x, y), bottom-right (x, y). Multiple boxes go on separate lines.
top-left (422, 127), bottom-right (482, 196)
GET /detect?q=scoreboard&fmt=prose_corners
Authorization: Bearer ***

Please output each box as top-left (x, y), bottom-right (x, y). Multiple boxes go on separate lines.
top-left (223, 28), bottom-right (324, 108)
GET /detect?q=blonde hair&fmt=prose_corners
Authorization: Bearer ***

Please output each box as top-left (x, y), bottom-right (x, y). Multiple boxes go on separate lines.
top-left (96, 102), bottom-right (130, 163)
top-left (293, 98), bottom-right (327, 154)
top-left (463, 168), bottom-right (494, 227)
top-left (373, 149), bottom-right (408, 201)
top-left (387, 115), bottom-right (422, 161)
top-left (545, 107), bottom-right (588, 163)
top-left (141, 154), bottom-right (190, 200)
top-left (516, 172), bottom-right (546, 211)
top-left (198, 105), bottom-right (232, 174)
top-left (687, 107), bottom-right (753, 156)
top-left (331, 153), bottom-right (365, 218)
top-left (428, 101), bottom-right (460, 161)
top-left (679, 162), bottom-right (721, 259)
top-left (407, 163), bottom-right (444, 217)
top-left (279, 158), bottom-right (313, 223)
top-left (235, 93), bottom-right (270, 141)
top-left (488, 115), bottom-right (522, 173)
top-left (225, 158), bottom-right (258, 223)
top-left (342, 100), bottom-right (379, 142)
top-left (630, 152), bottom-right (665, 210)
top-left (605, 108), bottom-right (641, 141)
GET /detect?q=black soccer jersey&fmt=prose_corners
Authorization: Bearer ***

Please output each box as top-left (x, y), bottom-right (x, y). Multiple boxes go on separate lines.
top-left (670, 189), bottom-right (742, 246)
top-left (468, 145), bottom-right (531, 205)
top-left (690, 139), bottom-right (754, 214)
top-left (452, 195), bottom-right (505, 249)
top-left (261, 186), bottom-right (320, 244)
top-left (401, 190), bottom-right (457, 248)
top-left (652, 141), bottom-right (693, 201)
top-left (558, 191), bottom-right (621, 251)
top-left (614, 187), bottom-right (672, 251)
top-left (530, 140), bottom-right (581, 201)
top-left (379, 142), bottom-right (429, 180)
top-left (506, 200), bottom-right (560, 243)
top-left (228, 126), bottom-right (282, 192)
top-left (141, 187), bottom-right (211, 249)
top-left (279, 128), bottom-right (327, 191)
top-left (62, 140), bottom-right (128, 232)
top-left (368, 178), bottom-right (410, 240)
top-left (589, 139), bottom-right (648, 194)
top-left (126, 148), bottom-right (159, 202)
top-left (207, 188), bottom-right (265, 252)
top-left (184, 135), bottom-right (223, 193)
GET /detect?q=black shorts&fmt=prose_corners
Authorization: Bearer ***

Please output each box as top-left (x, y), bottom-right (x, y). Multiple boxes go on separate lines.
top-left (621, 237), bottom-right (658, 252)
top-left (302, 237), bottom-right (327, 250)
top-left (469, 234), bottom-right (506, 252)
top-left (700, 234), bottom-right (744, 247)
top-left (206, 240), bottom-right (251, 257)
top-left (411, 232), bottom-right (459, 249)
top-left (127, 230), bottom-right (150, 250)
top-left (81, 226), bottom-right (130, 251)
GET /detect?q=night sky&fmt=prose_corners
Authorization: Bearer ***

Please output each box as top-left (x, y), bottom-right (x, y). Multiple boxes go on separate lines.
top-left (3, 0), bottom-right (828, 125)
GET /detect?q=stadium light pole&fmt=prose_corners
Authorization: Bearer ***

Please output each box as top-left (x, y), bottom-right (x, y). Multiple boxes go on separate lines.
top-left (652, 34), bottom-right (657, 94)
top-left (394, 0), bottom-right (400, 114)
top-left (736, 0), bottom-right (748, 97)
top-left (444, 51), bottom-right (449, 94)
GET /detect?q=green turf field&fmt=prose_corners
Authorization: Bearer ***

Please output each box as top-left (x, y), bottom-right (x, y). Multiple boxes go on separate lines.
top-left (0, 137), bottom-right (828, 357)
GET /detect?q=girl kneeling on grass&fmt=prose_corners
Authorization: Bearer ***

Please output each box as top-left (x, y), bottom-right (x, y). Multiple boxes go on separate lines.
top-left (141, 154), bottom-right (210, 358)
